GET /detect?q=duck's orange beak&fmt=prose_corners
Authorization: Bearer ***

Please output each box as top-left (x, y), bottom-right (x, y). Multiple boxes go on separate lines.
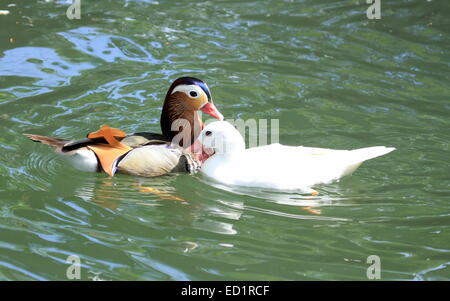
top-left (201, 102), bottom-right (224, 120)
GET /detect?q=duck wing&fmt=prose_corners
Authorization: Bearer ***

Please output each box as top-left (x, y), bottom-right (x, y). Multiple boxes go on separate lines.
top-left (61, 132), bottom-right (170, 152)
top-left (117, 144), bottom-right (199, 177)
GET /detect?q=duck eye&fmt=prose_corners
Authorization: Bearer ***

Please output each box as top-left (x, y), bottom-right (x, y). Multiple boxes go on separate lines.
top-left (205, 131), bottom-right (212, 137)
top-left (189, 91), bottom-right (198, 98)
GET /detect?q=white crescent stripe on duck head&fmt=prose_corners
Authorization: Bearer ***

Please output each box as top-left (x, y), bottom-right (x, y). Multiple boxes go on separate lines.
top-left (171, 84), bottom-right (208, 100)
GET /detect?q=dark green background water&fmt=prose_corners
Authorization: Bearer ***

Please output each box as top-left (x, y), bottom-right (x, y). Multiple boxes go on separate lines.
top-left (0, 0), bottom-right (449, 280)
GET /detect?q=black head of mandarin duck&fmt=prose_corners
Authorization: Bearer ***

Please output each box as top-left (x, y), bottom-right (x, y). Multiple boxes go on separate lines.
top-left (24, 76), bottom-right (224, 177)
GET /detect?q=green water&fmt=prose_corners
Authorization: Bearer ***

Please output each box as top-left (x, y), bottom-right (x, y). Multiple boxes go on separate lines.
top-left (0, 0), bottom-right (449, 281)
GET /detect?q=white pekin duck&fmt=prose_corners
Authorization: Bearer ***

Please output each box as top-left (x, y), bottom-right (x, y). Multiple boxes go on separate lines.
top-left (24, 77), bottom-right (224, 177)
top-left (198, 121), bottom-right (396, 194)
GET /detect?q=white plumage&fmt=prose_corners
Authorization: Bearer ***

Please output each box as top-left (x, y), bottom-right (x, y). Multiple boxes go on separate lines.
top-left (63, 149), bottom-right (99, 173)
top-left (199, 121), bottom-right (395, 192)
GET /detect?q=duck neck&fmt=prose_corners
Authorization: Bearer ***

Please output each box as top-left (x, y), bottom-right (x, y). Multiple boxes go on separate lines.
top-left (216, 138), bottom-right (246, 160)
top-left (160, 96), bottom-right (203, 147)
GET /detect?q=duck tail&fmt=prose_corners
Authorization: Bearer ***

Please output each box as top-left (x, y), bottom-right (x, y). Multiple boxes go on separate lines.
top-left (350, 146), bottom-right (396, 162)
top-left (23, 134), bottom-right (68, 151)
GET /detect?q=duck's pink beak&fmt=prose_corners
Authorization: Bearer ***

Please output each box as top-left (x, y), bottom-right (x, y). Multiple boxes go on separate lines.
top-left (187, 138), bottom-right (215, 165)
top-left (201, 102), bottom-right (224, 120)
